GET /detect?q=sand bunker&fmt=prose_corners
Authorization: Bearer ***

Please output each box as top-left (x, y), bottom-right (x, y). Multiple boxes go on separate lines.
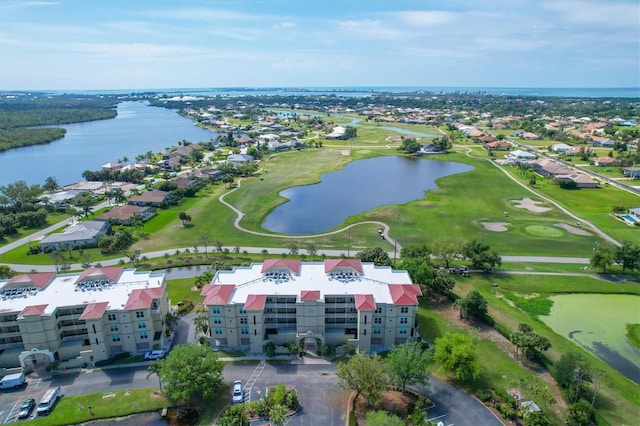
top-left (482, 222), bottom-right (510, 232)
top-left (554, 223), bottom-right (592, 236)
top-left (513, 197), bottom-right (552, 213)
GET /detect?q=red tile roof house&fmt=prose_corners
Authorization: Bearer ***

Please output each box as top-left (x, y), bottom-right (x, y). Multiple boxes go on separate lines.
top-left (127, 190), bottom-right (170, 207)
top-left (483, 141), bottom-right (511, 151)
top-left (199, 259), bottom-right (421, 354)
top-left (593, 157), bottom-right (618, 167)
top-left (95, 205), bottom-right (156, 225)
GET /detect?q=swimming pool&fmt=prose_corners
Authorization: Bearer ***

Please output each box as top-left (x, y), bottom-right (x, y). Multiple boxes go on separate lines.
top-left (621, 214), bottom-right (639, 224)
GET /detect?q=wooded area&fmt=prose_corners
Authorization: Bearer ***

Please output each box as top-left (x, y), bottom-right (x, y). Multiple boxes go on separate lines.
top-left (0, 94), bottom-right (118, 152)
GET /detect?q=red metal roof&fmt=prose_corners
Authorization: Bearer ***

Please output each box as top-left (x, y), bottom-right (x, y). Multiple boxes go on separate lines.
top-left (354, 294), bottom-right (376, 311)
top-left (388, 284), bottom-right (422, 305)
top-left (79, 301), bottom-right (109, 320)
top-left (77, 267), bottom-right (123, 283)
top-left (4, 272), bottom-right (56, 289)
top-left (300, 290), bottom-right (320, 301)
top-left (324, 259), bottom-right (363, 273)
top-left (19, 304), bottom-right (48, 317)
top-left (201, 284), bottom-right (236, 306)
top-left (124, 287), bottom-right (163, 310)
top-left (261, 259), bottom-right (301, 274)
top-left (244, 294), bottom-right (267, 311)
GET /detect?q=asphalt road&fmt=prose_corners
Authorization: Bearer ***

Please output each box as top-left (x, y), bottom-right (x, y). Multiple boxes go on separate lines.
top-left (0, 362), bottom-right (504, 426)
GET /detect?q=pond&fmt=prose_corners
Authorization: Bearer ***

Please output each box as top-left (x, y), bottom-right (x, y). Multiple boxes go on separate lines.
top-left (541, 294), bottom-right (640, 383)
top-left (261, 156), bottom-right (473, 234)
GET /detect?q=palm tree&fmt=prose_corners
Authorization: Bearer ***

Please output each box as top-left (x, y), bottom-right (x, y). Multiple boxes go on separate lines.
top-left (269, 404), bottom-right (289, 426)
top-left (146, 362), bottom-right (163, 391)
top-left (199, 236), bottom-right (210, 258)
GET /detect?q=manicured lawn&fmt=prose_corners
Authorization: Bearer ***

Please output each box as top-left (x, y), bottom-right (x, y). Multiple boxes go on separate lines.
top-left (166, 277), bottom-right (204, 306)
top-left (28, 388), bottom-right (170, 426)
top-left (626, 324), bottom-right (640, 349)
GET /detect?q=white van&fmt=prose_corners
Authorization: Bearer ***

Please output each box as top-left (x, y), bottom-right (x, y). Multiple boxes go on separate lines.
top-left (37, 387), bottom-right (62, 415)
top-left (0, 372), bottom-right (26, 389)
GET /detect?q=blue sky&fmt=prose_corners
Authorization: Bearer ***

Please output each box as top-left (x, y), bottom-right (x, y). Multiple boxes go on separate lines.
top-left (1, 0), bottom-right (639, 90)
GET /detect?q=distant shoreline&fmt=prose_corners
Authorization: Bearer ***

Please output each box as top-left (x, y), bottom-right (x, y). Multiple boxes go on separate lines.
top-left (2, 86), bottom-right (639, 98)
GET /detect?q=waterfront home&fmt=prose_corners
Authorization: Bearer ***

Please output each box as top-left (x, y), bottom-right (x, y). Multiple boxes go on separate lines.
top-left (629, 208), bottom-right (640, 219)
top-left (39, 221), bottom-right (111, 251)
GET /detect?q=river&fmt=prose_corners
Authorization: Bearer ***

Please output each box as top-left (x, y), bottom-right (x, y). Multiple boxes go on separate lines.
top-left (0, 101), bottom-right (220, 187)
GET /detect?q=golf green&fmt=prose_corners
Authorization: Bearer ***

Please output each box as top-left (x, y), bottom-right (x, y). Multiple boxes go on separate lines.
top-left (525, 225), bottom-right (564, 237)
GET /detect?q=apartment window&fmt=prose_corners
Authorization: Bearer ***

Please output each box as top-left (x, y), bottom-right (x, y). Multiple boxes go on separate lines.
top-left (214, 327), bottom-right (223, 335)
top-left (137, 321), bottom-right (147, 329)
top-left (135, 311), bottom-right (145, 318)
top-left (239, 307), bottom-right (247, 314)
top-left (213, 317), bottom-right (222, 324)
top-left (374, 317), bottom-right (382, 324)
top-left (139, 331), bottom-right (149, 339)
top-left (212, 307), bottom-right (221, 314)
top-left (109, 325), bottom-right (119, 332)
top-left (400, 317), bottom-right (408, 324)
top-left (240, 327), bottom-right (249, 335)
top-left (375, 307), bottom-right (383, 314)
top-left (373, 327), bottom-right (382, 335)
top-left (107, 314), bottom-right (117, 321)
top-left (399, 327), bottom-right (408, 334)
top-left (240, 317), bottom-right (248, 324)
top-left (152, 301), bottom-right (158, 309)
top-left (112, 335), bottom-right (121, 342)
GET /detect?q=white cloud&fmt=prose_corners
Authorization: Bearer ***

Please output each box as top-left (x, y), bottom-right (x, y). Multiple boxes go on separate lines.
top-left (334, 19), bottom-right (407, 41)
top-left (394, 10), bottom-right (457, 26)
top-left (68, 42), bottom-right (204, 59)
top-left (542, 0), bottom-right (640, 28)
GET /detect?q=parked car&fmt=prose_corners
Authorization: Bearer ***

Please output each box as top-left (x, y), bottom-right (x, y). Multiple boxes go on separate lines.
top-left (144, 350), bottom-right (165, 360)
top-left (36, 387), bottom-right (62, 416)
top-left (17, 398), bottom-right (35, 419)
top-left (232, 380), bottom-right (243, 403)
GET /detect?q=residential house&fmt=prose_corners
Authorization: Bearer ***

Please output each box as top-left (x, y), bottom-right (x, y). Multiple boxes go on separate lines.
top-left (128, 190), bottom-right (170, 207)
top-left (554, 173), bottom-right (598, 188)
top-left (39, 221), bottom-right (111, 251)
top-left (591, 136), bottom-right (616, 148)
top-left (326, 126), bottom-right (346, 139)
top-left (529, 159), bottom-right (572, 178)
top-left (550, 143), bottom-right (571, 153)
top-left (505, 150), bottom-right (537, 162)
top-left (0, 268), bottom-right (169, 369)
top-left (226, 154), bottom-right (254, 166)
top-left (95, 205), bottom-right (156, 225)
top-left (629, 208), bottom-right (640, 219)
top-left (623, 167), bottom-right (640, 179)
top-left (484, 141), bottom-right (511, 151)
top-left (593, 157), bottom-right (617, 167)
top-left (200, 259), bottom-right (421, 354)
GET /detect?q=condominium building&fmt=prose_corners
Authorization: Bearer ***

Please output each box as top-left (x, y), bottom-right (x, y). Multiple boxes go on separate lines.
top-left (0, 267), bottom-right (169, 372)
top-left (200, 259), bottom-right (421, 354)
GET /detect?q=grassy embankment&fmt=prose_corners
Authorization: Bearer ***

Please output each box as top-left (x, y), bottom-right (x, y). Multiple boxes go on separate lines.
top-left (444, 273), bottom-right (640, 426)
top-left (626, 324), bottom-right (640, 350)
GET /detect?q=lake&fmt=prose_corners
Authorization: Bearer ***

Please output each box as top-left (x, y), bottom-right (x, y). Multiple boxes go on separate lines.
top-left (261, 156), bottom-right (473, 234)
top-left (0, 101), bottom-right (220, 187)
top-left (541, 294), bottom-right (640, 383)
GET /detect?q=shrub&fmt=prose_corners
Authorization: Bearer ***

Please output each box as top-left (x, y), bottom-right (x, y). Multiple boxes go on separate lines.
top-left (95, 352), bottom-right (131, 367)
top-left (498, 402), bottom-right (516, 419)
top-left (270, 384), bottom-right (286, 406)
top-left (285, 388), bottom-right (299, 410)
